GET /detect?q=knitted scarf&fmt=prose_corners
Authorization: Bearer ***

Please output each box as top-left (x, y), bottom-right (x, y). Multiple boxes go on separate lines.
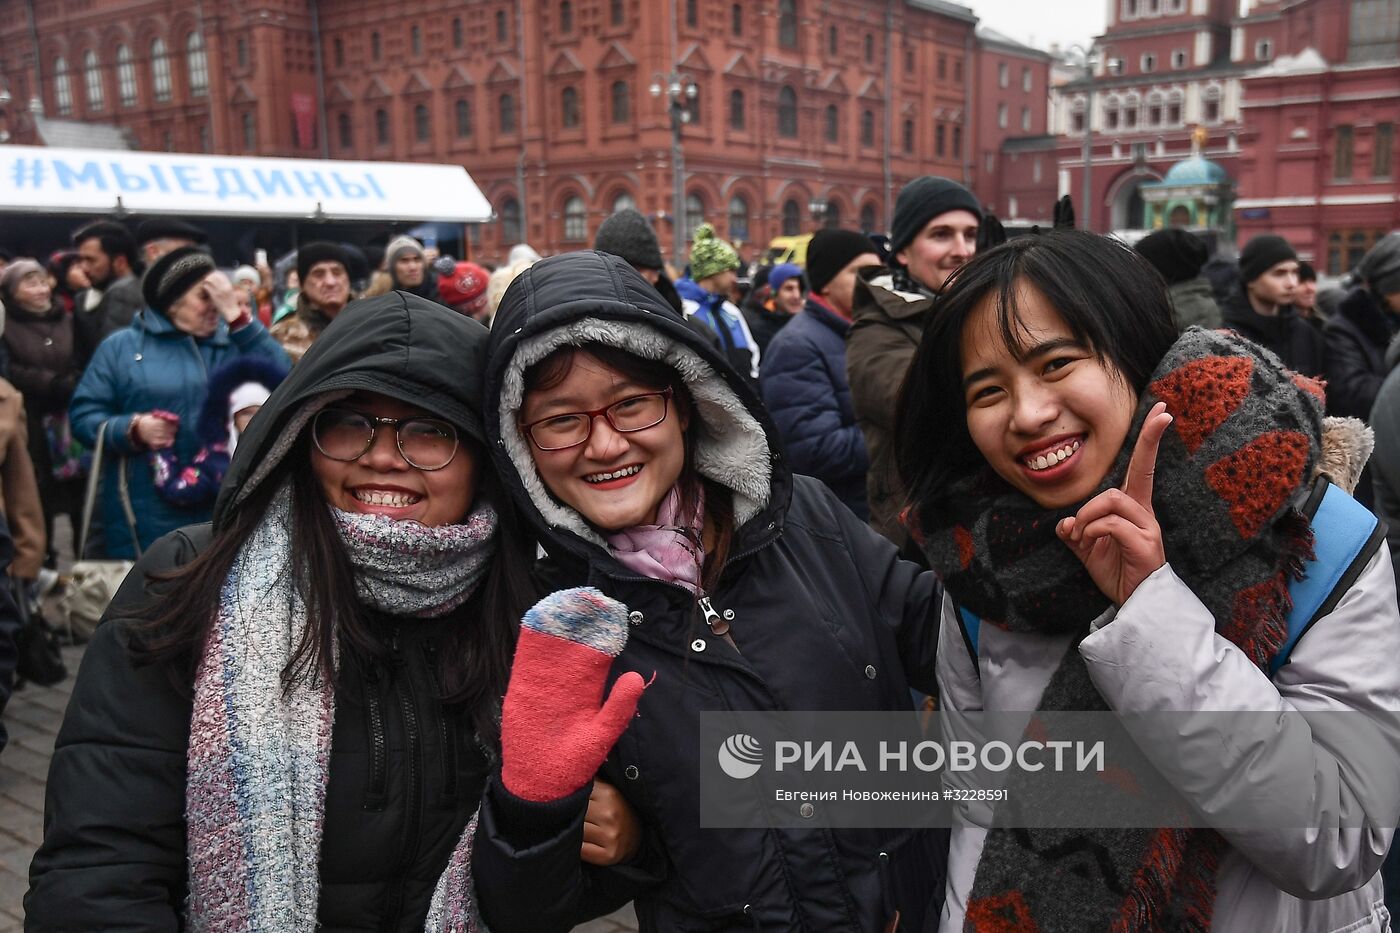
top-left (915, 327), bottom-right (1324, 932)
top-left (604, 484), bottom-right (706, 595)
top-left (186, 494), bottom-right (497, 932)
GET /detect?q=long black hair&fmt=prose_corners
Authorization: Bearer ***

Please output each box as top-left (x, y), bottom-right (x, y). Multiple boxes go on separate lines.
top-left (522, 341), bottom-right (736, 593)
top-left (895, 230), bottom-right (1178, 523)
top-left (128, 424), bottom-right (537, 747)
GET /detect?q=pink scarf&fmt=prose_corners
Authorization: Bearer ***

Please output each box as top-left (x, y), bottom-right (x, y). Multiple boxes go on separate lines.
top-left (605, 485), bottom-right (705, 594)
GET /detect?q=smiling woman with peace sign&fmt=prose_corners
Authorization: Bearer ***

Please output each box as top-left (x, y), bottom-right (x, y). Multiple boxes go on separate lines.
top-left (897, 231), bottom-right (1400, 933)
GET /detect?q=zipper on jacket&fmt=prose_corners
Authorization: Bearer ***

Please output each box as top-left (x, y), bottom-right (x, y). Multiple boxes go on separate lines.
top-left (380, 624), bottom-right (424, 932)
top-left (421, 641), bottom-right (458, 801)
top-left (362, 667), bottom-right (388, 811)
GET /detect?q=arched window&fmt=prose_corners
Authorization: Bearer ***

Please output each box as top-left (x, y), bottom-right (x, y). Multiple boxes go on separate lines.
top-left (562, 86), bottom-right (580, 128)
top-left (500, 198), bottom-right (522, 243)
top-left (500, 93), bottom-right (516, 133)
top-left (685, 192), bottom-right (705, 241)
top-left (728, 195), bottom-right (750, 242)
top-left (860, 109), bottom-right (875, 146)
top-left (563, 195), bottom-right (587, 241)
top-left (611, 80), bottom-right (630, 124)
top-left (1071, 97), bottom-right (1086, 133)
top-left (186, 32), bottom-right (208, 97)
top-left (151, 39), bottom-right (172, 102)
top-left (1167, 91), bottom-right (1183, 125)
top-left (729, 89), bottom-right (745, 130)
top-left (1104, 95), bottom-right (1121, 130)
top-left (83, 50), bottom-right (104, 111)
top-left (612, 191), bottom-right (636, 213)
top-left (1202, 85), bottom-right (1221, 123)
top-left (241, 111), bottom-right (256, 150)
top-left (413, 103), bottom-right (431, 142)
top-left (1123, 93), bottom-right (1140, 129)
top-left (560, 1), bottom-right (574, 33)
top-left (778, 0), bottom-right (798, 48)
top-left (781, 199), bottom-right (801, 236)
top-left (337, 112), bottom-right (352, 148)
top-left (824, 104), bottom-right (838, 142)
top-left (117, 45), bottom-right (137, 106)
top-left (860, 202), bottom-right (878, 233)
top-left (455, 99), bottom-right (472, 138)
top-left (778, 86), bottom-right (798, 137)
top-left (53, 57), bottom-right (73, 115)
top-left (825, 200), bottom-right (842, 229)
top-left (374, 108), bottom-right (389, 145)
top-left (611, 0), bottom-right (625, 25)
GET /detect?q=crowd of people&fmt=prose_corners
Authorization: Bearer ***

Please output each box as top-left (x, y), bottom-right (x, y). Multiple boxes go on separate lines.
top-left (0, 176), bottom-right (1395, 932)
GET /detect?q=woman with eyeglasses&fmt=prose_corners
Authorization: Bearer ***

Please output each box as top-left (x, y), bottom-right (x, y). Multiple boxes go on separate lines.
top-left (27, 292), bottom-right (640, 932)
top-left (471, 251), bottom-right (946, 932)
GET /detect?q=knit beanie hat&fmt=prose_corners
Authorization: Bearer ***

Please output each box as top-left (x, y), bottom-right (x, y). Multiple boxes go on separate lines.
top-left (1239, 235), bottom-right (1297, 283)
top-left (143, 245), bottom-right (217, 316)
top-left (890, 176), bottom-right (983, 257)
top-left (296, 241), bottom-right (352, 283)
top-left (1359, 232), bottom-right (1400, 297)
top-left (385, 235), bottom-right (426, 269)
top-left (767, 263), bottom-right (803, 294)
top-left (0, 258), bottom-right (45, 296)
top-left (595, 209), bottom-right (666, 270)
top-left (806, 229), bottom-right (877, 295)
top-left (689, 224), bottom-right (739, 281)
top-left (1135, 228), bottom-right (1208, 285)
top-left (438, 260), bottom-right (491, 315)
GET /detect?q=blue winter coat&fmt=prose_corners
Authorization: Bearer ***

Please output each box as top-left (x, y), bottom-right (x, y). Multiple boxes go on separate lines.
top-left (759, 297), bottom-right (870, 518)
top-left (68, 309), bottom-right (289, 558)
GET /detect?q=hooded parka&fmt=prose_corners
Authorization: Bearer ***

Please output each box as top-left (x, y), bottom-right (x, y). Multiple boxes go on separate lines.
top-left (67, 305), bottom-right (289, 558)
top-left (472, 251), bottom-right (946, 933)
top-left (847, 269), bottom-right (936, 545)
top-left (28, 293), bottom-right (507, 932)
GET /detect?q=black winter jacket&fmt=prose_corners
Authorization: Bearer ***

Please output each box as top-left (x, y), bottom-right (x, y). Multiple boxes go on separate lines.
top-left (1324, 287), bottom-right (1399, 420)
top-left (1220, 286), bottom-right (1326, 378)
top-left (27, 292), bottom-right (503, 932)
top-left (473, 251), bottom-right (945, 933)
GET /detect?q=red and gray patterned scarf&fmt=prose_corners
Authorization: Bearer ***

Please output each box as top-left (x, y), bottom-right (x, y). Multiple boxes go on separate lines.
top-left (914, 327), bottom-right (1325, 932)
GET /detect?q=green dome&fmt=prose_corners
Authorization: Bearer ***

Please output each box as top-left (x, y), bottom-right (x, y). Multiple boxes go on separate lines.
top-left (1159, 155), bottom-right (1230, 186)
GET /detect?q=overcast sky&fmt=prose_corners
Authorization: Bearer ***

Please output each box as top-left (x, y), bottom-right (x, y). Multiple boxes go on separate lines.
top-left (963, 0), bottom-right (1108, 52)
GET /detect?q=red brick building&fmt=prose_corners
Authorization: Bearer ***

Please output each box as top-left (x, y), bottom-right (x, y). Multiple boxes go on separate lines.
top-left (0, 0), bottom-right (1028, 266)
top-left (1052, 0), bottom-right (1399, 257)
top-left (973, 28), bottom-right (1058, 223)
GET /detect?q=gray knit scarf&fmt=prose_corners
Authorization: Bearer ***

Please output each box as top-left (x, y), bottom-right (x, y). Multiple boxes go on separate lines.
top-left (332, 503), bottom-right (499, 617)
top-left (186, 493), bottom-right (496, 932)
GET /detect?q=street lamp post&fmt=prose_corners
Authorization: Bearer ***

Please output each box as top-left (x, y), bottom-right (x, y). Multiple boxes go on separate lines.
top-left (1069, 45), bottom-right (1099, 233)
top-left (650, 73), bottom-right (697, 270)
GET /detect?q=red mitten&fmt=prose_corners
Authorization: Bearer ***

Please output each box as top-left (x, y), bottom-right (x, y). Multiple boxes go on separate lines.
top-left (501, 587), bottom-right (648, 802)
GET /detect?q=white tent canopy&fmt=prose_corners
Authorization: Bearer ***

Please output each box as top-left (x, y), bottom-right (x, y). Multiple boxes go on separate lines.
top-left (0, 146), bottom-right (492, 222)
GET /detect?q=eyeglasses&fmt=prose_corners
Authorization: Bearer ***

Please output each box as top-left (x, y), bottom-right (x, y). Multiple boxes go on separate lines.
top-left (521, 388), bottom-right (673, 451)
top-left (312, 408), bottom-right (460, 471)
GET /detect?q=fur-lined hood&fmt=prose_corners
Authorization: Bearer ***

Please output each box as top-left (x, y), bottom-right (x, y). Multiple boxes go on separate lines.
top-left (484, 250), bottom-right (789, 565)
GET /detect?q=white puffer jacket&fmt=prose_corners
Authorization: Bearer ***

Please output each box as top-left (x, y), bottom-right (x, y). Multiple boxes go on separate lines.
top-left (938, 537), bottom-right (1400, 933)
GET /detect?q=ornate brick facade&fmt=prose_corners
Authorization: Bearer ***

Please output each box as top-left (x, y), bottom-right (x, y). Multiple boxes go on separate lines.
top-left (0, 0), bottom-right (1047, 266)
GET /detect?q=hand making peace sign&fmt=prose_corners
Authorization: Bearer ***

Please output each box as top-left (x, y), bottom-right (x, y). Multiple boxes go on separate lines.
top-left (1056, 401), bottom-right (1173, 606)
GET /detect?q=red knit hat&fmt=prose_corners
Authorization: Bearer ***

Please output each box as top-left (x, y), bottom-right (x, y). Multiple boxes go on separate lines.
top-left (438, 261), bottom-right (490, 316)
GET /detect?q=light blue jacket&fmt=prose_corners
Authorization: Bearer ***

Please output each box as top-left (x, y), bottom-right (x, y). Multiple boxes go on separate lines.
top-left (69, 308), bottom-right (289, 558)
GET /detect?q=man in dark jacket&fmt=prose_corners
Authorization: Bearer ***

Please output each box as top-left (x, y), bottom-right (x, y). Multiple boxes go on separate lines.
top-left (761, 229), bottom-right (880, 519)
top-left (270, 242), bottom-right (354, 363)
top-left (848, 176), bottom-right (982, 547)
top-left (1220, 234), bottom-right (1325, 378)
top-left (1135, 228), bottom-right (1221, 331)
top-left (0, 516), bottom-right (18, 755)
top-left (71, 221), bottom-right (144, 365)
top-left (384, 235), bottom-right (440, 302)
top-left (1327, 233), bottom-right (1400, 420)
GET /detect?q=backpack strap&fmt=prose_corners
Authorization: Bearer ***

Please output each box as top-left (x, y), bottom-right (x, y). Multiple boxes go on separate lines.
top-left (956, 603), bottom-right (981, 669)
top-left (1271, 477), bottom-right (1386, 675)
